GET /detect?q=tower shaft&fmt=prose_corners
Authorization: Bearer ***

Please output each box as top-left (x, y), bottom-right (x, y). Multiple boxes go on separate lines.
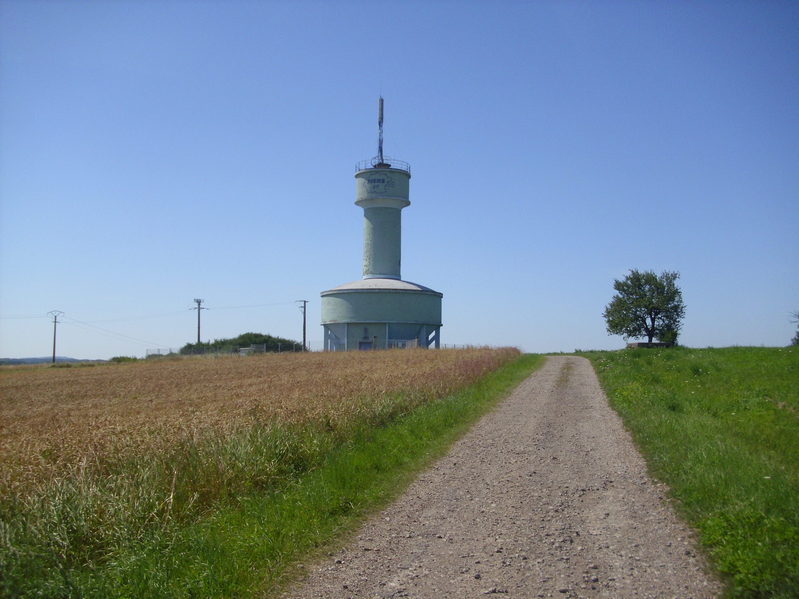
top-left (362, 206), bottom-right (401, 279)
top-left (355, 166), bottom-right (411, 280)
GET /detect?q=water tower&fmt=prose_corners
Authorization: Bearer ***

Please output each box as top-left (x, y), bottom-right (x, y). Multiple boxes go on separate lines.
top-left (320, 98), bottom-right (442, 350)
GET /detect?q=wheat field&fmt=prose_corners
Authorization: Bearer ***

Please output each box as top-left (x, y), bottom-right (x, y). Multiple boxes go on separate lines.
top-left (1, 348), bottom-right (523, 597)
top-left (0, 348), bottom-right (518, 495)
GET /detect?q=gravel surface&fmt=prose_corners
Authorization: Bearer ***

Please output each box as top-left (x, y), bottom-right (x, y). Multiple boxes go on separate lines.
top-left (282, 356), bottom-right (721, 598)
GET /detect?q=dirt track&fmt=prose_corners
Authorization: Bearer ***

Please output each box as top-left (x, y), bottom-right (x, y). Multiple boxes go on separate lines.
top-left (282, 356), bottom-right (721, 598)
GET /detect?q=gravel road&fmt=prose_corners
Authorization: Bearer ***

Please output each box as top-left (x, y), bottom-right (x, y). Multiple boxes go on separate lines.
top-left (282, 356), bottom-right (721, 598)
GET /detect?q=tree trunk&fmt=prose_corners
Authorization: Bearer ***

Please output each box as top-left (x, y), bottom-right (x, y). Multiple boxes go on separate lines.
top-left (647, 314), bottom-right (655, 343)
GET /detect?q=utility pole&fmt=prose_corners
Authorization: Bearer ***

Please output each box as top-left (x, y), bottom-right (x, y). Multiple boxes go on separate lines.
top-left (192, 299), bottom-right (206, 344)
top-left (48, 310), bottom-right (64, 363)
top-left (296, 300), bottom-right (308, 351)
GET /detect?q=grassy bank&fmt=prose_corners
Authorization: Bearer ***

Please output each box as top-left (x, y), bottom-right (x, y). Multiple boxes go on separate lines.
top-left (1, 349), bottom-right (540, 598)
top-left (581, 346), bottom-right (799, 598)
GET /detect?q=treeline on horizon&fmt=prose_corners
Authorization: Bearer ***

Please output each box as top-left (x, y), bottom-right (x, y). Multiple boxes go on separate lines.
top-left (179, 332), bottom-right (303, 355)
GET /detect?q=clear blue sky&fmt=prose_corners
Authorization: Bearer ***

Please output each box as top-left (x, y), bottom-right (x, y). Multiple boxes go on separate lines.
top-left (1, 0), bottom-right (797, 359)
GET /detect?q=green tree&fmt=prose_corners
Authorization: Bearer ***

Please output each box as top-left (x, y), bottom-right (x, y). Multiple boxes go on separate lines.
top-left (603, 269), bottom-right (685, 344)
top-left (179, 332), bottom-right (302, 355)
top-left (791, 311), bottom-right (799, 346)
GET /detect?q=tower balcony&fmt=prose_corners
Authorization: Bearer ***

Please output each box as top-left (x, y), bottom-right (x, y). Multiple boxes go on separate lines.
top-left (355, 157), bottom-right (411, 174)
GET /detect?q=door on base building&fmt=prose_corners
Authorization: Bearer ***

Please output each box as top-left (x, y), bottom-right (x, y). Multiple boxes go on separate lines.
top-left (358, 341), bottom-right (373, 350)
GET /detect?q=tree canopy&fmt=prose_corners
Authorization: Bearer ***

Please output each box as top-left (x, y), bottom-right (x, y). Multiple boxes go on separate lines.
top-left (180, 332), bottom-right (302, 355)
top-left (603, 269), bottom-right (685, 344)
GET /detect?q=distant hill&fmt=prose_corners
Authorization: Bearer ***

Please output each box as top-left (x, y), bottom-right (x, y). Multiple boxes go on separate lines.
top-left (0, 357), bottom-right (88, 365)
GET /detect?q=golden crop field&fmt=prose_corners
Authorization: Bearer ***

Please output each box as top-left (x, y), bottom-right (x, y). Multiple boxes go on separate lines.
top-left (0, 348), bottom-right (518, 496)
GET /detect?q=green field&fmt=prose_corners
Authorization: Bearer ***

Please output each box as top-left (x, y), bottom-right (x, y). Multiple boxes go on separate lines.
top-left (581, 346), bottom-right (799, 598)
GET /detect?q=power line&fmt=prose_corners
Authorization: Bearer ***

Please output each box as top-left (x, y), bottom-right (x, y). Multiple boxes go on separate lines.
top-left (192, 299), bottom-right (206, 344)
top-left (2, 302), bottom-right (296, 324)
top-left (208, 301), bottom-right (296, 311)
top-left (296, 300), bottom-right (308, 351)
top-left (48, 311), bottom-right (64, 363)
top-left (61, 309), bottom-right (190, 324)
top-left (8, 299), bottom-right (306, 356)
top-left (61, 316), bottom-right (171, 348)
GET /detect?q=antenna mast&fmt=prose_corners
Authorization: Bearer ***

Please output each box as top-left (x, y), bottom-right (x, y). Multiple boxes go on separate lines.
top-left (357, 96), bottom-right (408, 173)
top-left (377, 96), bottom-right (385, 165)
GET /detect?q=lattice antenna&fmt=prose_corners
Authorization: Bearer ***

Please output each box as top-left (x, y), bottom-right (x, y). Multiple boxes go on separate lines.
top-left (377, 96), bottom-right (384, 164)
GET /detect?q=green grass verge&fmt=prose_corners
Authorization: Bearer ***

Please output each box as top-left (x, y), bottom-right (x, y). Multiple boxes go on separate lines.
top-left (3, 353), bottom-right (542, 599)
top-left (580, 346), bottom-right (799, 598)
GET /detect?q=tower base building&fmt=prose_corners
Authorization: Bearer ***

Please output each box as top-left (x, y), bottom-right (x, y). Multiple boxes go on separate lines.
top-left (321, 277), bottom-right (442, 351)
